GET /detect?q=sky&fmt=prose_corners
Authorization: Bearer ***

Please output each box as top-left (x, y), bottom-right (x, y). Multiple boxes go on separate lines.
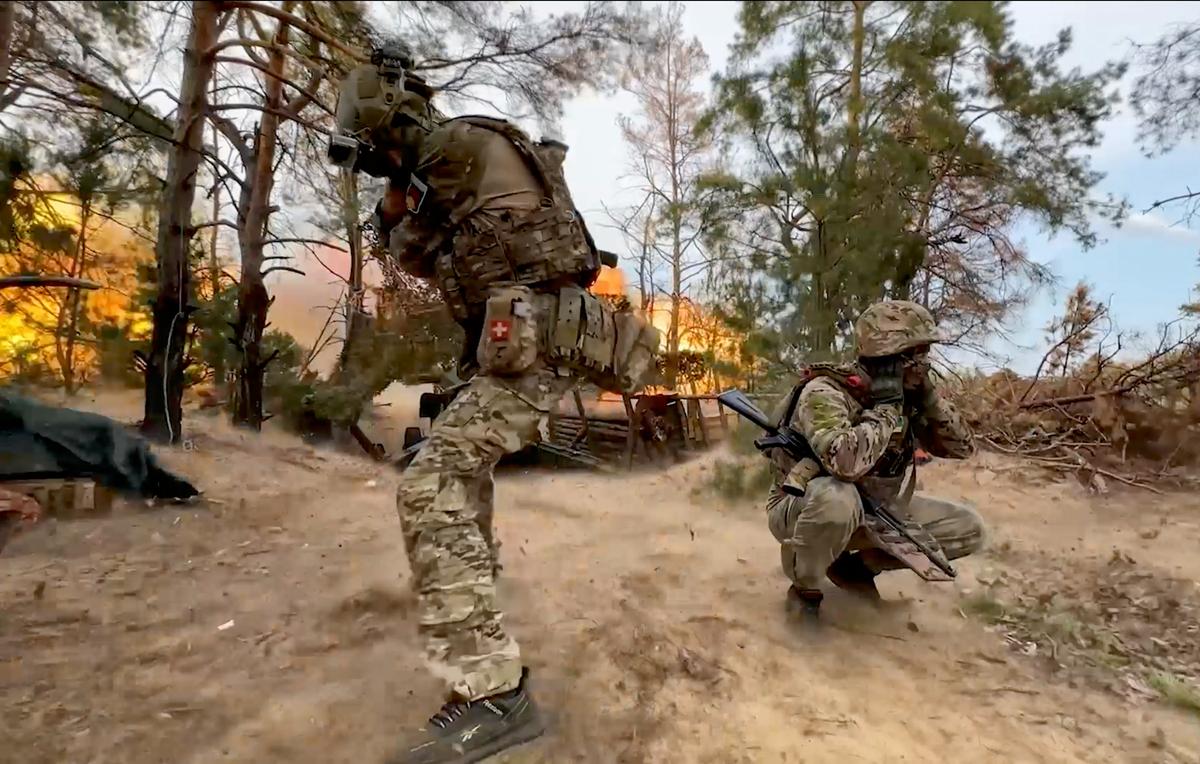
top-left (534, 0), bottom-right (1200, 373)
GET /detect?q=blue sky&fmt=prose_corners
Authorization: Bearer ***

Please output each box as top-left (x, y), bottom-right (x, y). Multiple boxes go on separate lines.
top-left (542, 1), bottom-right (1200, 373)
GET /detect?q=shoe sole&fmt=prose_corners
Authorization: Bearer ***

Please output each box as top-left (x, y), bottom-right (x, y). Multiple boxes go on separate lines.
top-left (785, 600), bottom-right (822, 630)
top-left (458, 711), bottom-right (547, 763)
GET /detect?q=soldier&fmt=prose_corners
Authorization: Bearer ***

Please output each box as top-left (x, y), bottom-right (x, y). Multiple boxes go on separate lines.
top-left (764, 300), bottom-right (987, 621)
top-left (328, 46), bottom-right (658, 763)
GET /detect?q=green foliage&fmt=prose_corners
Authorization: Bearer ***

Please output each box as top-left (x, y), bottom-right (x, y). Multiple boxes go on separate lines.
top-left (302, 306), bottom-right (463, 429)
top-left (707, 456), bottom-right (774, 501)
top-left (705, 0), bottom-right (1125, 367)
top-left (961, 591), bottom-right (1008, 621)
top-left (0, 345), bottom-right (55, 386)
top-left (728, 418), bottom-right (764, 457)
top-left (657, 350), bottom-right (709, 389)
top-left (0, 138), bottom-right (39, 250)
top-left (1148, 672), bottom-right (1200, 716)
top-left (1130, 22), bottom-right (1200, 304)
top-left (192, 281), bottom-right (240, 387)
top-left (94, 322), bottom-right (146, 387)
top-left (261, 330), bottom-right (317, 423)
top-left (1132, 22), bottom-right (1200, 155)
top-left (369, 1), bottom-right (649, 125)
top-left (188, 280), bottom-right (316, 425)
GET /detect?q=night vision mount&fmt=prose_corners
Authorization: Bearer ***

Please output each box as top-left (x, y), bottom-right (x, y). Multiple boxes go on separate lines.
top-left (371, 41), bottom-right (414, 73)
top-left (327, 41), bottom-right (417, 170)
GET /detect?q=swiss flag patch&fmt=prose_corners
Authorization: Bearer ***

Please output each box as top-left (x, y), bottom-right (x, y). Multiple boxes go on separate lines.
top-left (489, 319), bottom-right (511, 342)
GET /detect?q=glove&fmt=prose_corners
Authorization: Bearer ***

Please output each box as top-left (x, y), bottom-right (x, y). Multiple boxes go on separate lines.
top-left (869, 359), bottom-right (904, 407)
top-left (781, 458), bottom-right (821, 497)
top-left (904, 374), bottom-right (932, 410)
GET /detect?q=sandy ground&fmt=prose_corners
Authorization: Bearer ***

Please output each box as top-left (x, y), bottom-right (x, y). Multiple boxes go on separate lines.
top-left (2, 390), bottom-right (1199, 764)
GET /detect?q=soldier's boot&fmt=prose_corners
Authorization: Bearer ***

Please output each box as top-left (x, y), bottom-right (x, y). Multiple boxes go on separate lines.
top-left (826, 552), bottom-right (882, 603)
top-left (390, 667), bottom-right (545, 764)
top-left (786, 585), bottom-right (824, 625)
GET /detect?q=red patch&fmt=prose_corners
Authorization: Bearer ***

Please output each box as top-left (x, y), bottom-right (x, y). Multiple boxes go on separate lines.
top-left (405, 175), bottom-right (428, 212)
top-left (847, 374), bottom-right (863, 388)
top-left (489, 319), bottom-right (511, 342)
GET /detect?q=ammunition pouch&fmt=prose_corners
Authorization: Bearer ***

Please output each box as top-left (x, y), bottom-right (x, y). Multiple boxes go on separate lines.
top-left (437, 207), bottom-right (600, 322)
top-left (475, 285), bottom-right (661, 394)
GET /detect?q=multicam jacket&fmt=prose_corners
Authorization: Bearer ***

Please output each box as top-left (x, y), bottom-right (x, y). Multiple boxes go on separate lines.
top-left (768, 371), bottom-right (974, 501)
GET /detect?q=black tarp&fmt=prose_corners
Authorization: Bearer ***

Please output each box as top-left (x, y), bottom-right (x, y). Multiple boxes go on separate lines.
top-left (0, 389), bottom-right (198, 499)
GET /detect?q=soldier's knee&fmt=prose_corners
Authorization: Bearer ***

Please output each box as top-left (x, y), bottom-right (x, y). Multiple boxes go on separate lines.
top-left (766, 495), bottom-right (799, 542)
top-left (958, 503), bottom-right (989, 556)
top-left (937, 500), bottom-right (988, 560)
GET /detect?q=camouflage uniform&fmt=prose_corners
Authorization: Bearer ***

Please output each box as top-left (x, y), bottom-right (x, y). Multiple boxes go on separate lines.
top-left (332, 58), bottom-right (657, 762)
top-left (385, 118), bottom-right (601, 701)
top-left (765, 301), bottom-right (986, 592)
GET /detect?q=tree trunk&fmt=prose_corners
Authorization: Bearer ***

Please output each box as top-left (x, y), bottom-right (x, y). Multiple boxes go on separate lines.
top-left (665, 41), bottom-right (682, 389)
top-left (231, 1), bottom-right (292, 429)
top-left (0, 1), bottom-right (15, 103)
top-left (638, 206), bottom-right (653, 312)
top-left (809, 222), bottom-right (837, 357)
top-left (845, 0), bottom-right (866, 177)
top-left (334, 167), bottom-right (366, 381)
top-left (208, 79), bottom-right (226, 398)
top-left (342, 169), bottom-right (362, 313)
top-left (142, 0), bottom-right (220, 443)
top-left (62, 203), bottom-right (91, 393)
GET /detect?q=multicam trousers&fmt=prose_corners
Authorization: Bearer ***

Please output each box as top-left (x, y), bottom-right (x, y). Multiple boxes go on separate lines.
top-left (395, 364), bottom-right (575, 701)
top-left (766, 477), bottom-right (987, 589)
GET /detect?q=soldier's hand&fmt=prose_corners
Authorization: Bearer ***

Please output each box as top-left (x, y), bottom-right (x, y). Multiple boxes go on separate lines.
top-left (869, 359), bottom-right (904, 406)
top-left (375, 182), bottom-right (410, 234)
top-left (905, 368), bottom-right (938, 408)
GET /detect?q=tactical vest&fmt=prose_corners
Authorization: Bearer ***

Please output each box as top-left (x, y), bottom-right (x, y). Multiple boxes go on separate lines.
top-left (777, 363), bottom-right (917, 502)
top-left (432, 115), bottom-right (604, 322)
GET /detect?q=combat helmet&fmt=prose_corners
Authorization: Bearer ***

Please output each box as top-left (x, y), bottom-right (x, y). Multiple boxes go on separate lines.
top-left (327, 42), bottom-right (436, 172)
top-left (854, 300), bottom-right (942, 358)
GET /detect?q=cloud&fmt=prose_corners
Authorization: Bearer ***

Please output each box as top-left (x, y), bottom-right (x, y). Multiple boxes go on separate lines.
top-left (1121, 212), bottom-right (1200, 242)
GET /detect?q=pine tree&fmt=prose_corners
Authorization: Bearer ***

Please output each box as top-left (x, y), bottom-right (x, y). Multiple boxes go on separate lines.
top-left (704, 0), bottom-right (1125, 365)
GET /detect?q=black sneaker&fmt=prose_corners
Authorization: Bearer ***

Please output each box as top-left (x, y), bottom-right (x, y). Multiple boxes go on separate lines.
top-left (390, 668), bottom-right (545, 764)
top-left (826, 552), bottom-right (882, 602)
top-left (785, 585), bottom-right (823, 624)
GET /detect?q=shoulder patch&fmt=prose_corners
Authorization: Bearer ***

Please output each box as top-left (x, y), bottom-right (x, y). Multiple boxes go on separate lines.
top-left (405, 175), bottom-right (428, 212)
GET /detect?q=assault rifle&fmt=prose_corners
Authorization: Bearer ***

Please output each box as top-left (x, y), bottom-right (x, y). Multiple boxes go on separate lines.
top-left (716, 389), bottom-right (957, 581)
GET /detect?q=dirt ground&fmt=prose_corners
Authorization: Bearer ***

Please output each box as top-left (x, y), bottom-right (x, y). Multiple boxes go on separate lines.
top-left (2, 389), bottom-right (1199, 764)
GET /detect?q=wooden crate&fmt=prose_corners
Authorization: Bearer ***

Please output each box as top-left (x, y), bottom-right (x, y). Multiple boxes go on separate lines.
top-left (1, 479), bottom-right (115, 519)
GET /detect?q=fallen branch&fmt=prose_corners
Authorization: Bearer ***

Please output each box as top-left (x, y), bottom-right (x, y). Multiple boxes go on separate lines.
top-left (0, 275), bottom-right (101, 290)
top-left (1033, 456), bottom-right (1165, 495)
top-left (1020, 389), bottom-right (1119, 410)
